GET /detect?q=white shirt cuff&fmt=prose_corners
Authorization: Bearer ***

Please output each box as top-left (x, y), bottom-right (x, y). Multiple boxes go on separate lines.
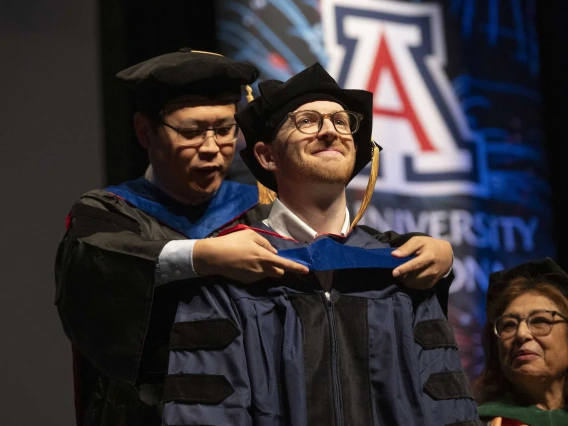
top-left (155, 239), bottom-right (199, 285)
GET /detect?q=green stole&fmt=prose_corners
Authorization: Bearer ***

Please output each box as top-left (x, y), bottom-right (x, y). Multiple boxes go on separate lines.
top-left (478, 397), bottom-right (568, 426)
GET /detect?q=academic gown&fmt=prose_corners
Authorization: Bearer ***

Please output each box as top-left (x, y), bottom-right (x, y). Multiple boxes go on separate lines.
top-left (55, 178), bottom-right (265, 426)
top-left (56, 178), bottom-right (427, 426)
top-left (160, 224), bottom-right (481, 426)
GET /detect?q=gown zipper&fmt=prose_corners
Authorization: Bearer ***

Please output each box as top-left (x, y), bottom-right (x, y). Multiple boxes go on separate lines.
top-left (323, 290), bottom-right (343, 426)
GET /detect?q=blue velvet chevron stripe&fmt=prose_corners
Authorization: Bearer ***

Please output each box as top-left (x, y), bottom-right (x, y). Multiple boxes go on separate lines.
top-left (277, 237), bottom-right (411, 271)
top-left (106, 178), bottom-right (258, 239)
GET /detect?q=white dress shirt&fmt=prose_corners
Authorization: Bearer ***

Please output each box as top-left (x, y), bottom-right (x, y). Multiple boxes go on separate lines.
top-left (147, 166), bottom-right (200, 285)
top-left (263, 198), bottom-right (350, 242)
top-left (264, 199), bottom-right (351, 291)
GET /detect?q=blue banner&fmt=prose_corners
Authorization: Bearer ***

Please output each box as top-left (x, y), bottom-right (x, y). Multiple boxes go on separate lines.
top-left (217, 0), bottom-right (554, 379)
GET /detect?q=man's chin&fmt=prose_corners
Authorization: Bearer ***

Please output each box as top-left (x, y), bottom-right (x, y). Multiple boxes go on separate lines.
top-left (189, 182), bottom-right (220, 196)
top-left (301, 164), bottom-right (353, 184)
top-left (302, 172), bottom-right (351, 185)
top-left (188, 167), bottom-right (224, 186)
top-left (188, 176), bottom-right (224, 195)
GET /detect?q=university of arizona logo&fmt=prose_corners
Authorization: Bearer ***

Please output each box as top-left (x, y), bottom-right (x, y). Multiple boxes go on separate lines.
top-left (322, 0), bottom-right (488, 196)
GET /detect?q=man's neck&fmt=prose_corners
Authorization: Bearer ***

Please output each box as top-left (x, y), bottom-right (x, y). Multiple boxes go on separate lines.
top-left (277, 182), bottom-right (347, 235)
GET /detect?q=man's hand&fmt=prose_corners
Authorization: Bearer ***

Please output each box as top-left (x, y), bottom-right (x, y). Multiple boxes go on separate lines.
top-left (390, 236), bottom-right (453, 290)
top-left (193, 230), bottom-right (309, 283)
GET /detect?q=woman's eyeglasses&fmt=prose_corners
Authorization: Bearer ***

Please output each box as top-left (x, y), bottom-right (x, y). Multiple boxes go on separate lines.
top-left (492, 309), bottom-right (568, 339)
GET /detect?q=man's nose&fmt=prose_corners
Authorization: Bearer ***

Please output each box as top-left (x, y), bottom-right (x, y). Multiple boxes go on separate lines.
top-left (198, 130), bottom-right (220, 153)
top-left (318, 117), bottom-right (338, 140)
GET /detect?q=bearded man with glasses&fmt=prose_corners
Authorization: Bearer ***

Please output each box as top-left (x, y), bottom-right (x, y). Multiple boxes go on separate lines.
top-left (476, 258), bottom-right (568, 425)
top-left (159, 63), bottom-right (478, 426)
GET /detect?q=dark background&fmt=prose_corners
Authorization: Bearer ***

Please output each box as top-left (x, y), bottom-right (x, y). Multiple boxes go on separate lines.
top-left (1, 0), bottom-right (567, 424)
top-left (537, 1), bottom-right (568, 273)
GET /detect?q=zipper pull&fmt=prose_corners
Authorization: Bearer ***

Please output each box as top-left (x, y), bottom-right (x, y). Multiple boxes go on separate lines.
top-left (325, 291), bottom-right (331, 302)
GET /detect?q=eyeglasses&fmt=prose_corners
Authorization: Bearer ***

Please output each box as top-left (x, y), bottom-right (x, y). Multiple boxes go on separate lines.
top-left (160, 122), bottom-right (239, 146)
top-left (287, 110), bottom-right (363, 135)
top-left (492, 309), bottom-right (568, 339)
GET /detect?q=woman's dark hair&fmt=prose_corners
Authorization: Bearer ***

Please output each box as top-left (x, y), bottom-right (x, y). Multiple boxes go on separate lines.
top-left (474, 276), bottom-right (568, 404)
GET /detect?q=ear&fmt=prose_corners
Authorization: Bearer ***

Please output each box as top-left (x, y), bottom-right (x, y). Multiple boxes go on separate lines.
top-left (134, 112), bottom-right (153, 149)
top-left (254, 142), bottom-right (277, 171)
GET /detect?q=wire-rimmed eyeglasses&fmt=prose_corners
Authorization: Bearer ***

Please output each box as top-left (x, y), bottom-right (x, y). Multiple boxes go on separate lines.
top-left (160, 122), bottom-right (239, 146)
top-left (287, 110), bottom-right (363, 135)
top-left (492, 309), bottom-right (568, 339)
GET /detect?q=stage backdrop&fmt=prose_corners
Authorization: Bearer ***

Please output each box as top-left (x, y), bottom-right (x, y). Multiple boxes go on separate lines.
top-left (217, 0), bottom-right (554, 378)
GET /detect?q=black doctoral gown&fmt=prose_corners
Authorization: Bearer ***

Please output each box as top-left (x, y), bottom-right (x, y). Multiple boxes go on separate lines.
top-left (55, 178), bottom-right (438, 426)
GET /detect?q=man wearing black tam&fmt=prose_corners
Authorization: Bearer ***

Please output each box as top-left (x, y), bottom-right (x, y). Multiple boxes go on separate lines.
top-left (160, 63), bottom-right (480, 425)
top-left (54, 50), bottom-right (312, 426)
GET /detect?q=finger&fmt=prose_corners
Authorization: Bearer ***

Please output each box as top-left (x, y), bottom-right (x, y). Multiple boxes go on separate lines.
top-left (397, 265), bottom-right (442, 290)
top-left (263, 266), bottom-right (286, 278)
top-left (400, 268), bottom-right (436, 283)
top-left (393, 255), bottom-right (430, 278)
top-left (265, 253), bottom-right (309, 274)
top-left (391, 237), bottom-right (425, 257)
top-left (233, 264), bottom-right (285, 284)
top-left (252, 234), bottom-right (278, 254)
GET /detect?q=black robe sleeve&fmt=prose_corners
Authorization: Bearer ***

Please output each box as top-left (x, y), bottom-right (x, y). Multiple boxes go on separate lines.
top-left (55, 190), bottom-right (174, 384)
top-left (56, 191), bottom-right (272, 388)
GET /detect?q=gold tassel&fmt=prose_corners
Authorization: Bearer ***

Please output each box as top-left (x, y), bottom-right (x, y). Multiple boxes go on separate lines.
top-left (245, 85), bottom-right (254, 103)
top-left (351, 141), bottom-right (380, 228)
top-left (257, 181), bottom-right (278, 204)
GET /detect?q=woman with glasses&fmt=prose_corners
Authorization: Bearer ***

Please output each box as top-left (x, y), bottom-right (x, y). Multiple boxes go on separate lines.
top-left (475, 258), bottom-right (568, 425)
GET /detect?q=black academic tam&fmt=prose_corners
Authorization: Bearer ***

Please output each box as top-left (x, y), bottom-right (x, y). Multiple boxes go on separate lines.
top-left (116, 48), bottom-right (259, 111)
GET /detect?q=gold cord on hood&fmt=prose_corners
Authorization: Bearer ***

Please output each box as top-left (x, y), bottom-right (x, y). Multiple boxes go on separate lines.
top-left (351, 141), bottom-right (380, 228)
top-left (245, 85), bottom-right (254, 103)
top-left (257, 179), bottom-right (278, 204)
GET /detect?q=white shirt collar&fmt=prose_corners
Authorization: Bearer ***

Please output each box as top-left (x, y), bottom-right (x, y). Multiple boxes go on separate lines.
top-left (263, 198), bottom-right (350, 242)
